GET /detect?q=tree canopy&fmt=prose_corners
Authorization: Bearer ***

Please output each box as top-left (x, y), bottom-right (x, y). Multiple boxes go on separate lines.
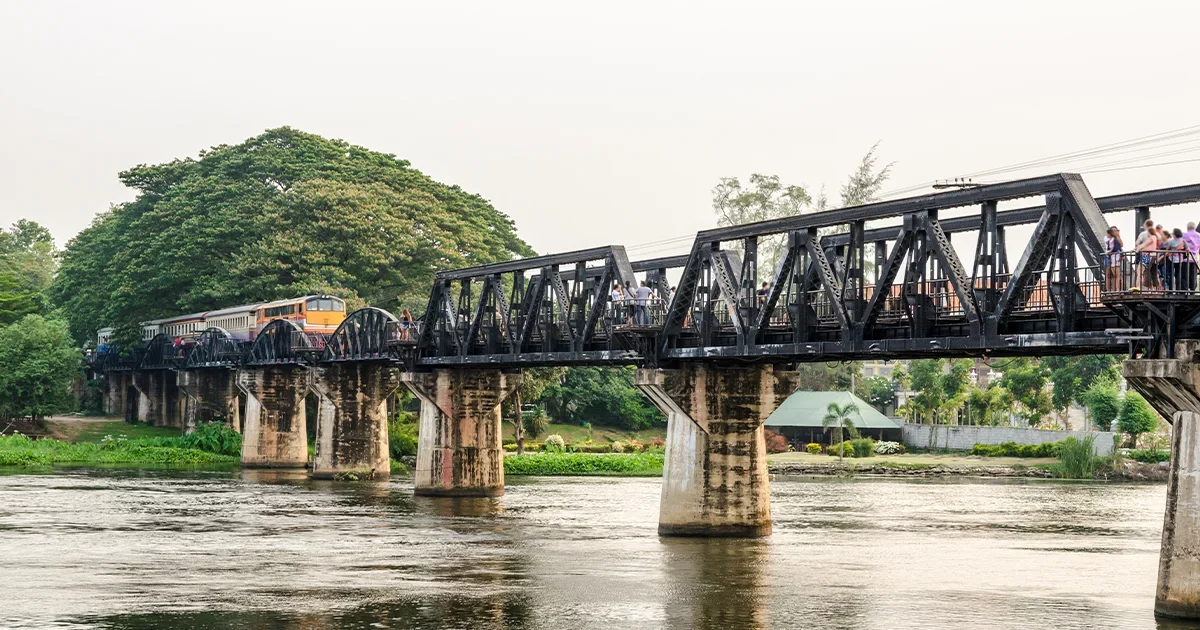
top-left (0, 220), bottom-right (57, 326)
top-left (51, 127), bottom-right (533, 344)
top-left (0, 315), bottom-right (80, 421)
top-left (1117, 392), bottom-right (1158, 448)
top-left (539, 367), bottom-right (663, 430)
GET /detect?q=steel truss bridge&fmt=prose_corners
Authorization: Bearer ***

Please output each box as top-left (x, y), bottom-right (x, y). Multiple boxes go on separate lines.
top-left (98, 174), bottom-right (1200, 374)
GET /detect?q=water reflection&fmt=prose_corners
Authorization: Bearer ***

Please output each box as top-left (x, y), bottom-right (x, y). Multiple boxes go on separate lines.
top-left (0, 470), bottom-right (1185, 629)
top-left (660, 538), bottom-right (769, 630)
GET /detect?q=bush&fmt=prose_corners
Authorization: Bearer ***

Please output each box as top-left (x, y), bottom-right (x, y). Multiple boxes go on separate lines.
top-left (544, 434), bottom-right (566, 452)
top-left (848, 438), bottom-right (875, 458)
top-left (610, 441), bottom-right (625, 453)
top-left (874, 441), bottom-right (904, 455)
top-left (1056, 435), bottom-right (1101, 479)
top-left (645, 436), bottom-right (665, 450)
top-left (504, 452), bottom-right (664, 476)
top-left (764, 429), bottom-right (789, 454)
top-left (971, 440), bottom-right (1063, 458)
top-left (1129, 447), bottom-right (1170, 463)
top-left (388, 421), bottom-right (418, 459)
top-left (806, 442), bottom-right (822, 454)
top-left (567, 443), bottom-right (614, 453)
top-left (827, 442), bottom-right (854, 457)
top-left (180, 422), bottom-right (243, 457)
top-left (625, 439), bottom-right (644, 452)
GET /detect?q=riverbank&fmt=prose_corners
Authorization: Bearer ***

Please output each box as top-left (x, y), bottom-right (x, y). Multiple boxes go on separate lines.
top-left (766, 451), bottom-right (1169, 481)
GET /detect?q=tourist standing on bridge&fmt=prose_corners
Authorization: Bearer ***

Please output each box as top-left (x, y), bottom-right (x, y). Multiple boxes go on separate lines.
top-left (1135, 219), bottom-right (1159, 290)
top-left (1183, 222), bottom-right (1200, 290)
top-left (1163, 229), bottom-right (1187, 290)
top-left (1105, 227), bottom-right (1123, 291)
top-left (635, 280), bottom-right (653, 325)
top-left (610, 282), bottom-right (624, 320)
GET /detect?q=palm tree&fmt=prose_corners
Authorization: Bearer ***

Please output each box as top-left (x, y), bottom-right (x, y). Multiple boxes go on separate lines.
top-left (822, 401), bottom-right (861, 461)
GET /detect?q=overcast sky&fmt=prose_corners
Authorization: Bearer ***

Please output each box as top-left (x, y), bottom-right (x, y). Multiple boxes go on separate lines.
top-left (3, 0), bottom-right (1200, 260)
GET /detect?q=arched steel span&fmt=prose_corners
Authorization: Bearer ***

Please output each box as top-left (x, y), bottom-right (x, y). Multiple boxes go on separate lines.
top-left (140, 333), bottom-right (183, 370)
top-left (323, 307), bottom-right (398, 362)
top-left (184, 327), bottom-right (243, 368)
top-left (245, 319), bottom-right (322, 366)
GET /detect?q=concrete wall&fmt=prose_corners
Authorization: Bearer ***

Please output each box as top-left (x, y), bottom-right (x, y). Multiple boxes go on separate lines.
top-left (900, 423), bottom-right (1115, 455)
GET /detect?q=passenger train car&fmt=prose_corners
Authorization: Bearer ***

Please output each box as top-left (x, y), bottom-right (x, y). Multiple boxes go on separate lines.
top-left (127, 295), bottom-right (347, 347)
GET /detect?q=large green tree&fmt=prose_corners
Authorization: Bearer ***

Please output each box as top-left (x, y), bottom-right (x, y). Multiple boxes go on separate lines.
top-left (996, 358), bottom-right (1052, 426)
top-left (1117, 392), bottom-right (1158, 448)
top-left (0, 220), bottom-right (57, 325)
top-left (1042, 355), bottom-right (1121, 412)
top-left (51, 127), bottom-right (533, 345)
top-left (539, 367), bottom-right (663, 431)
top-left (0, 315), bottom-right (80, 422)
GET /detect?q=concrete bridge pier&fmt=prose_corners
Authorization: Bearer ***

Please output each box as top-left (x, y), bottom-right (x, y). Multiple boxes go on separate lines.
top-left (636, 364), bottom-right (797, 537)
top-left (310, 363), bottom-right (399, 480)
top-left (236, 366), bottom-right (310, 469)
top-left (1125, 344), bottom-right (1200, 619)
top-left (104, 371), bottom-right (132, 418)
top-left (402, 369), bottom-right (520, 497)
top-left (130, 370), bottom-right (184, 428)
top-left (177, 369), bottom-right (240, 434)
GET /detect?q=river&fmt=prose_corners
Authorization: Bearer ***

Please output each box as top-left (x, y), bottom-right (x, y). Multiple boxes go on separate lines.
top-left (0, 469), bottom-right (1193, 630)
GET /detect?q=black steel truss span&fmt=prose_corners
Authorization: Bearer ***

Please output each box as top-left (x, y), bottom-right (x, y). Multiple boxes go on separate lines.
top-left (91, 175), bottom-right (1200, 373)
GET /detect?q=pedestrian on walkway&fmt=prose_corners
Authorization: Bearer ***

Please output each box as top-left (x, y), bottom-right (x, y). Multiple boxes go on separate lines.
top-left (635, 280), bottom-right (653, 325)
top-left (1183, 222), bottom-right (1200, 290)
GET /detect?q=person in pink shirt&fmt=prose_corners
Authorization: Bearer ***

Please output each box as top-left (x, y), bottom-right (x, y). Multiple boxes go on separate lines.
top-left (1183, 222), bottom-right (1200, 290)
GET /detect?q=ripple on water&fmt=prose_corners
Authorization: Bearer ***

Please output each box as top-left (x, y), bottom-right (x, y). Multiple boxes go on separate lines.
top-left (0, 470), bottom-right (1178, 630)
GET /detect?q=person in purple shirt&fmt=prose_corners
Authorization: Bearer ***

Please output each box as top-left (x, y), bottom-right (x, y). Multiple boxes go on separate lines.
top-left (1184, 222), bottom-right (1200, 291)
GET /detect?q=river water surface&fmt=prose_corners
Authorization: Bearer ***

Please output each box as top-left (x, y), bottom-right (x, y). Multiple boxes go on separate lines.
top-left (0, 469), bottom-right (1194, 630)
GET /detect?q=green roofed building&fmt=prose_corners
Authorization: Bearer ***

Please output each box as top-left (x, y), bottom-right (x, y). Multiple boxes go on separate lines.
top-left (764, 391), bottom-right (902, 446)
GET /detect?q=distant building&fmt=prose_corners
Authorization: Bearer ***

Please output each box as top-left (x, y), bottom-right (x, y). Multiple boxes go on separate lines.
top-left (765, 391), bottom-right (902, 446)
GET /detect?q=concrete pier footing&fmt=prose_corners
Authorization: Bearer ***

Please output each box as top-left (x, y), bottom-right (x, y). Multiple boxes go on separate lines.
top-left (310, 363), bottom-right (399, 480)
top-left (1125, 349), bottom-right (1200, 619)
top-left (236, 366), bottom-right (310, 469)
top-left (177, 369), bottom-right (241, 434)
top-left (402, 369), bottom-right (520, 497)
top-left (130, 370), bottom-right (184, 428)
top-left (636, 364), bottom-right (797, 538)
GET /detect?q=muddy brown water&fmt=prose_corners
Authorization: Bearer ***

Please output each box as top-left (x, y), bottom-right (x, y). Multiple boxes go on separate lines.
top-left (0, 469), bottom-right (1195, 629)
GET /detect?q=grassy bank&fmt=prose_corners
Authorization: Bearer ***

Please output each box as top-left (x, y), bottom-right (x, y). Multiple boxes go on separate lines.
top-left (0, 433), bottom-right (239, 467)
top-left (504, 452), bottom-right (664, 476)
top-left (502, 423), bottom-right (667, 445)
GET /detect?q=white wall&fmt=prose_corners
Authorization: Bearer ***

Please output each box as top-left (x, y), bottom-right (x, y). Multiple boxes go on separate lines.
top-left (901, 423), bottom-right (1115, 456)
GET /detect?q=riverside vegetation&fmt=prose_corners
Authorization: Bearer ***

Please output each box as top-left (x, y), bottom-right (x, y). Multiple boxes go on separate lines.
top-left (0, 421), bottom-right (241, 467)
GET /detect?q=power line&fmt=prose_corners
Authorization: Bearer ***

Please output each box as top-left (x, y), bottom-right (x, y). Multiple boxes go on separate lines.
top-left (1081, 157), bottom-right (1200, 174)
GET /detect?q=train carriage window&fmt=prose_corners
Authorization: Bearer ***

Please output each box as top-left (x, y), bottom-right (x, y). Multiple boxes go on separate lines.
top-left (307, 299), bottom-right (320, 311)
top-left (333, 301), bottom-right (345, 312)
top-left (319, 299), bottom-right (333, 311)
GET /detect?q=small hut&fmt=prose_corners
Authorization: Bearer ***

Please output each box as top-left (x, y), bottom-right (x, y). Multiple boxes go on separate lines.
top-left (765, 391), bottom-right (901, 447)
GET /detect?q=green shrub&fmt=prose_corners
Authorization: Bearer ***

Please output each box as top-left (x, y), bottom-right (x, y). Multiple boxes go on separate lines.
top-left (544, 434), bottom-right (566, 452)
top-left (504, 452), bottom-right (663, 476)
top-left (806, 442), bottom-right (822, 454)
top-left (388, 421), bottom-right (418, 459)
top-left (827, 442), bottom-right (854, 457)
top-left (179, 422), bottom-right (243, 457)
top-left (972, 440), bottom-right (1065, 458)
top-left (848, 438), bottom-right (875, 458)
top-left (1129, 447), bottom-right (1170, 463)
top-left (1056, 435), bottom-right (1100, 479)
top-left (566, 443), bottom-right (612, 453)
top-left (610, 441), bottom-right (625, 453)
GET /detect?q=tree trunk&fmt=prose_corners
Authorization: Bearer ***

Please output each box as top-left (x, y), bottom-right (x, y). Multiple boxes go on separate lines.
top-left (514, 391), bottom-right (525, 455)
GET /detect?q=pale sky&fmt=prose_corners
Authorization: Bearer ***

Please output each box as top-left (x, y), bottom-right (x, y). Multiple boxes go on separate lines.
top-left (3, 0), bottom-right (1200, 261)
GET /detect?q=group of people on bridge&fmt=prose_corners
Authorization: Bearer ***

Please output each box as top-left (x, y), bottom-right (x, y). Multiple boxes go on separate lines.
top-left (610, 281), bottom-right (675, 327)
top-left (1107, 219), bottom-right (1200, 293)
